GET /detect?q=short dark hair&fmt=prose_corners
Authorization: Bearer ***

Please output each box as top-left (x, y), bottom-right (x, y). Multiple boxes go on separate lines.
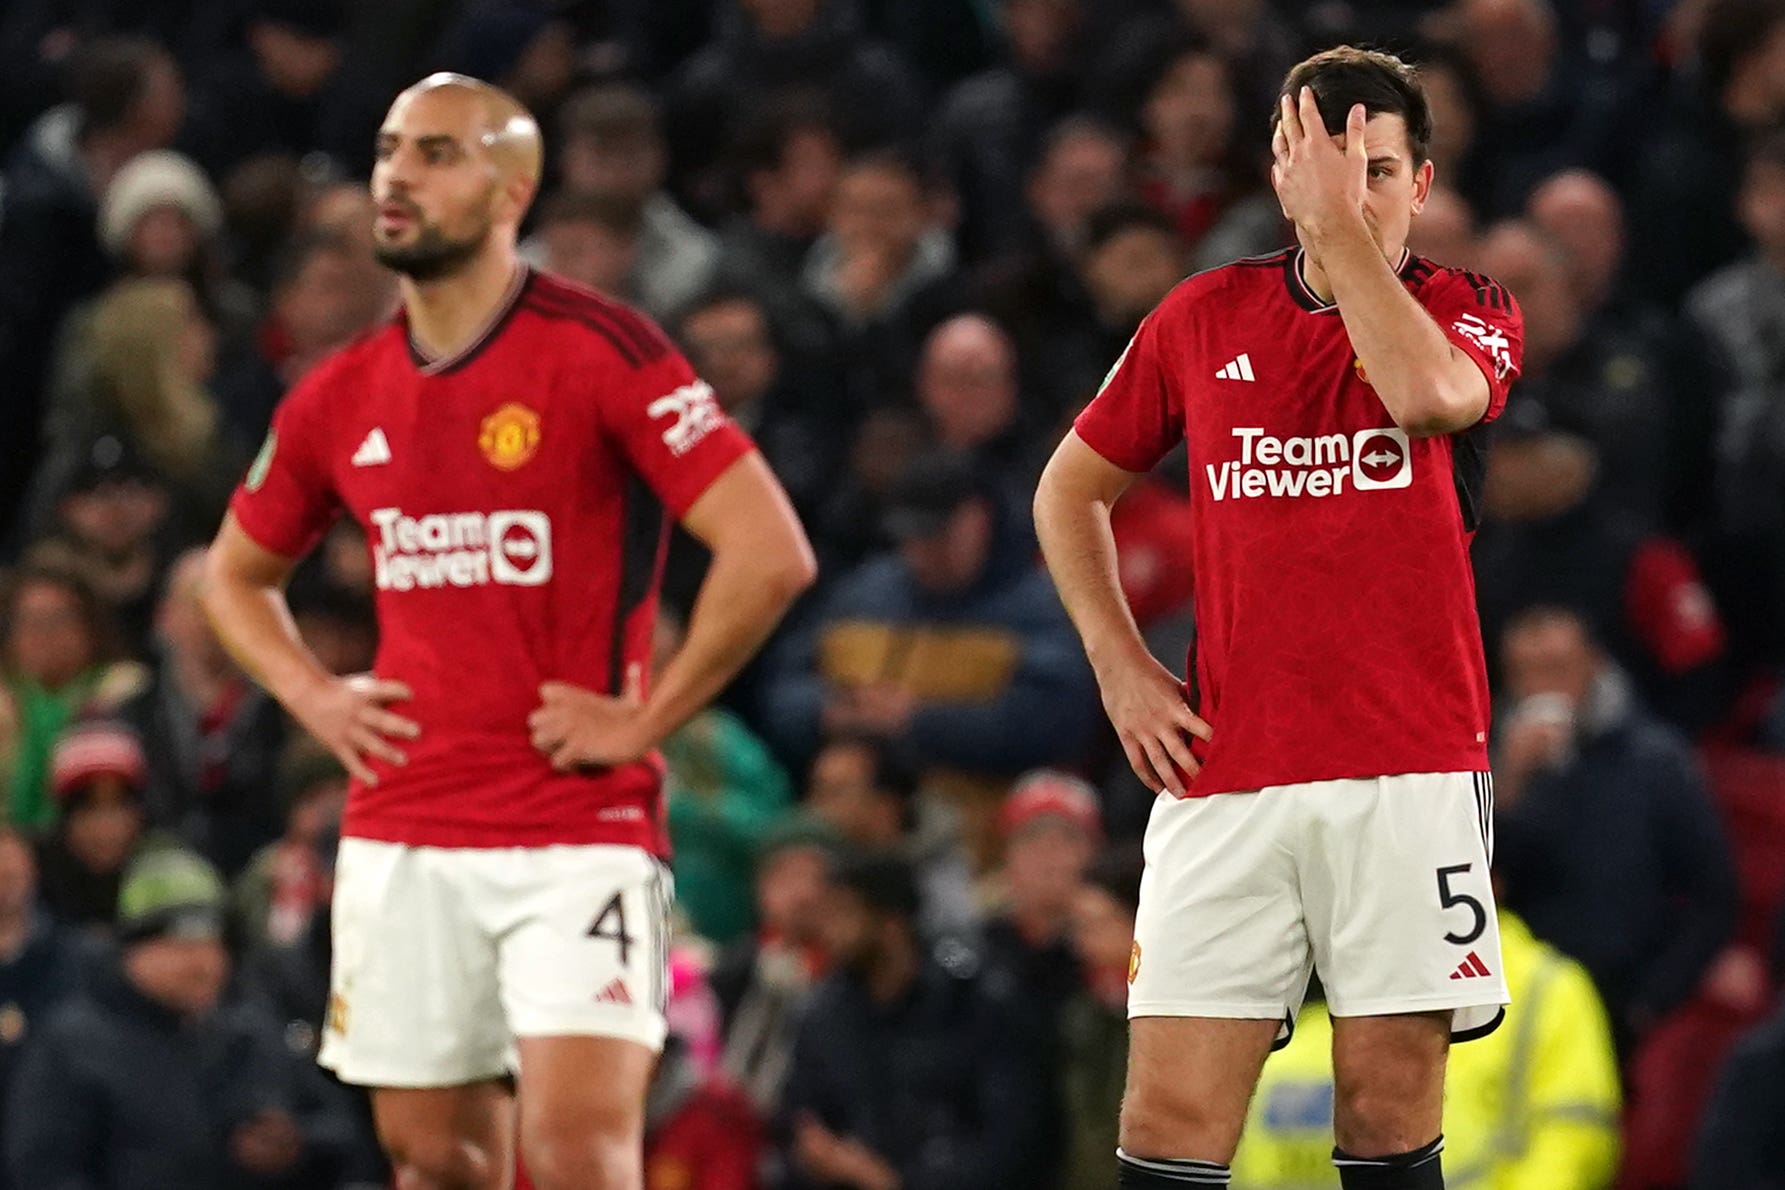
top-left (1503, 603), bottom-right (1599, 648)
top-left (535, 189), bottom-right (644, 237)
top-left (670, 284), bottom-right (772, 339)
top-left (830, 850), bottom-right (921, 921)
top-left (821, 732), bottom-right (922, 803)
top-left (1275, 46), bottom-right (1432, 165)
top-left (841, 145), bottom-right (930, 194)
top-left (1083, 842), bottom-right (1146, 917)
top-left (68, 37), bottom-right (172, 142)
top-left (559, 83), bottom-right (661, 149)
top-left (1699, 0), bottom-right (1785, 104)
top-left (727, 92), bottom-right (837, 185)
top-left (0, 564), bottom-right (123, 670)
top-left (1083, 202), bottom-right (1180, 254)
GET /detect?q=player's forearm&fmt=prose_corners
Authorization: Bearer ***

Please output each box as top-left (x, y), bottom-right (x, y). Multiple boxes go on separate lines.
top-left (643, 536), bottom-right (814, 744)
top-left (200, 569), bottom-right (334, 711)
top-left (1315, 222), bottom-right (1484, 436)
top-left (1034, 459), bottom-right (1149, 678)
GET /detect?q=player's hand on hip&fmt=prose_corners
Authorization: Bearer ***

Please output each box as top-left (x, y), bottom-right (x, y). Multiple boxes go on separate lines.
top-left (1270, 87), bottom-right (1368, 244)
top-left (529, 664), bottom-right (653, 770)
top-left (1098, 653), bottom-right (1211, 797)
top-left (290, 674), bottom-right (419, 786)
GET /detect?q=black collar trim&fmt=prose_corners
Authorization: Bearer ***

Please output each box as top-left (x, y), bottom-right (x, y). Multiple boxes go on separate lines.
top-left (406, 264), bottom-right (533, 375)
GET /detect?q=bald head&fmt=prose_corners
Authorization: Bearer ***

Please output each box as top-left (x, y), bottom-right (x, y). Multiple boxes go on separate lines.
top-left (1460, 0), bottom-right (1557, 106)
top-left (1478, 220), bottom-right (1579, 371)
top-left (395, 72), bottom-right (542, 189)
top-left (1528, 169), bottom-right (1624, 311)
top-left (920, 315), bottom-right (1019, 449)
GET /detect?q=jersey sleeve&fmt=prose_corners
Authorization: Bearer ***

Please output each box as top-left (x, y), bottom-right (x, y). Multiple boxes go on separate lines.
top-left (227, 373), bottom-right (342, 559)
top-left (1072, 309), bottom-right (1184, 473)
top-left (1420, 269), bottom-right (1525, 426)
top-left (600, 344), bottom-right (756, 518)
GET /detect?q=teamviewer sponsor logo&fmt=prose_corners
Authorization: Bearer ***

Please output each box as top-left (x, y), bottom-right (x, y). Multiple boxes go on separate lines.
top-left (369, 508), bottom-right (553, 590)
top-left (1205, 426), bottom-right (1412, 501)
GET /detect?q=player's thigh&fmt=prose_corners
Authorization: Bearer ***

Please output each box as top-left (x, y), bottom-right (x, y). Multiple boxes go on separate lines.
top-left (515, 1035), bottom-right (655, 1186)
top-left (1329, 1011), bottom-right (1450, 1156)
top-left (494, 844), bottom-right (672, 1052)
top-left (1130, 788), bottom-right (1312, 1031)
top-left (321, 840), bottom-right (511, 1089)
top-left (372, 1080), bottom-right (516, 1188)
top-left (1299, 772), bottom-right (1508, 1038)
top-left (1123, 1016), bottom-right (1282, 1163)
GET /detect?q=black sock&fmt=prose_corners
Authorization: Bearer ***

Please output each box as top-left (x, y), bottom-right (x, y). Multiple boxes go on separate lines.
top-left (1333, 1136), bottom-right (1444, 1189)
top-left (1117, 1148), bottom-right (1232, 1186)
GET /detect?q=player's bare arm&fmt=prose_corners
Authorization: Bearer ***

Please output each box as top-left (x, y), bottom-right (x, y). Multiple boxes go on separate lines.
top-left (1035, 431), bottom-right (1210, 797)
top-left (202, 515), bottom-right (420, 785)
top-left (1272, 87), bottom-right (1489, 437)
top-left (528, 451), bottom-right (816, 769)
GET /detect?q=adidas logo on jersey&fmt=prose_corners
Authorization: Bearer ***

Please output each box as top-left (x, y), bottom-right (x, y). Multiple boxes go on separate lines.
top-left (1448, 952), bottom-right (1493, 980)
top-left (1205, 426), bottom-right (1413, 501)
top-left (352, 428), bottom-right (391, 467)
top-left (594, 978), bottom-right (634, 1006)
top-left (1215, 353), bottom-right (1256, 382)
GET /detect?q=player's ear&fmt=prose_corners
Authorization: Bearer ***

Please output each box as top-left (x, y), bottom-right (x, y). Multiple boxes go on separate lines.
top-left (1409, 158), bottom-right (1435, 215)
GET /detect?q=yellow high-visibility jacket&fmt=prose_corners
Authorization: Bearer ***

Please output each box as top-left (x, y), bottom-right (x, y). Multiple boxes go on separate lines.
top-left (1231, 912), bottom-right (1622, 1190)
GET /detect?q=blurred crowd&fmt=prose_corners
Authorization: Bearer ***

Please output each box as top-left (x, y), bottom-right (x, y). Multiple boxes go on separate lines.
top-left (1, 0), bottom-right (1783, 1187)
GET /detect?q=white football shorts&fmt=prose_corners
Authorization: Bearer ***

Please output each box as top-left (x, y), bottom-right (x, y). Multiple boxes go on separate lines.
top-left (1129, 771), bottom-right (1507, 1045)
top-left (319, 839), bottom-right (673, 1088)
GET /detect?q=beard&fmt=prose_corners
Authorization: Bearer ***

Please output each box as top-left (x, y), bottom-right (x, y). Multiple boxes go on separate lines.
top-left (374, 218), bottom-right (488, 282)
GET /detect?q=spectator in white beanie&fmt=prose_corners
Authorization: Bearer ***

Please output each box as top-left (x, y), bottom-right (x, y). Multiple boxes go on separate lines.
top-left (99, 150), bottom-right (224, 279)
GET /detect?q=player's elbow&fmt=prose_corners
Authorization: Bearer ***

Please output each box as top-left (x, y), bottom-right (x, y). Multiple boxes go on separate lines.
top-left (765, 531), bottom-right (819, 603)
top-left (1388, 381), bottom-right (1484, 439)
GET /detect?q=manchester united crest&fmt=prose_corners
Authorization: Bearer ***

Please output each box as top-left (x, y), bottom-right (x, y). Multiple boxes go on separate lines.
top-left (478, 403), bottom-right (541, 470)
top-left (1128, 941), bottom-right (1142, 985)
top-left (1353, 357), bottom-right (1371, 386)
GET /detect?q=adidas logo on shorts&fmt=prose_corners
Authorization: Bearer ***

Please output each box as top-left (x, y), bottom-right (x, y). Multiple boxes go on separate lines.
top-left (594, 978), bottom-right (634, 1006)
top-left (1448, 951), bottom-right (1493, 980)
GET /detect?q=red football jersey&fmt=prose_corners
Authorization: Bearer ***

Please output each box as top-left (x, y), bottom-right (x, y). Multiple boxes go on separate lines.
top-left (230, 267), bottom-right (754, 851)
top-left (1074, 247), bottom-right (1524, 796)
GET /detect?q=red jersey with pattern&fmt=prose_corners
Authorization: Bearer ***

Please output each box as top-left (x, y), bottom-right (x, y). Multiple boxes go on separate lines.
top-left (230, 267), bottom-right (755, 851)
top-left (1074, 248), bottom-right (1524, 796)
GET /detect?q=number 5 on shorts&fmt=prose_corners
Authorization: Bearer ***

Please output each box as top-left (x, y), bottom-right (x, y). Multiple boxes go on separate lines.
top-left (588, 892), bottom-right (636, 966)
top-left (1436, 863), bottom-right (1486, 945)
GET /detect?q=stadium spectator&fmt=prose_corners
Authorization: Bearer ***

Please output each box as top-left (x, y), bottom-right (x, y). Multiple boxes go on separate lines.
top-left (1439, 0), bottom-right (1637, 219)
top-left (121, 549), bottom-right (286, 877)
top-left (96, 148), bottom-right (249, 321)
top-left (1406, 44), bottom-right (1487, 210)
top-left (931, 0), bottom-right (1088, 262)
top-left (8, 847), bottom-right (357, 1188)
top-left (176, 0), bottom-right (381, 180)
top-left (20, 437), bottom-right (173, 651)
top-left (1231, 906), bottom-right (1622, 1188)
top-left (61, 278), bottom-right (240, 539)
top-left (1058, 843), bottom-right (1144, 1190)
top-left (1128, 36), bottom-right (1261, 254)
top-left (762, 450), bottom-right (1098, 829)
top-left (231, 746), bottom-right (343, 955)
top-left (1687, 127), bottom-right (1785, 663)
top-left (1631, 0), bottom-right (1785, 303)
top-left (802, 148), bottom-right (959, 415)
top-left (35, 717), bottom-right (171, 933)
top-left (1493, 605), bottom-right (1738, 1054)
top-left (780, 851), bottom-right (1054, 1190)
top-left (916, 314), bottom-right (1053, 505)
top-left (710, 97), bottom-right (844, 362)
top-left (1090, 0), bottom-right (1299, 127)
top-left (802, 733), bottom-right (981, 940)
top-left (528, 189), bottom-right (645, 302)
top-left (712, 818), bottom-right (838, 1117)
top-left (0, 37), bottom-right (184, 543)
top-left (982, 770), bottom-right (1100, 1024)
top-left (1692, 915), bottom-right (1785, 1189)
top-left (1471, 403), bottom-right (1730, 725)
top-left (665, 0), bottom-right (925, 211)
top-left (659, 608), bottom-right (796, 946)
top-left (0, 824), bottom-right (86, 1190)
top-left (428, 3), bottom-right (579, 123)
top-left (1, 567), bottom-right (145, 830)
top-left (536, 83), bottom-right (718, 319)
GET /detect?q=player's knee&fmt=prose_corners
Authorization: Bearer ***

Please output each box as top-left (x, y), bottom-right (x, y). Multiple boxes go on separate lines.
top-left (521, 1125), bottom-right (639, 1190)
top-left (1332, 1081), bottom-right (1437, 1157)
top-left (384, 1131), bottom-right (502, 1190)
top-left (1119, 1083), bottom-right (1237, 1163)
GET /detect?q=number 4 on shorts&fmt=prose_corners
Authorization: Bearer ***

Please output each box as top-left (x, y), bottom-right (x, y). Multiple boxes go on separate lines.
top-left (588, 892), bottom-right (636, 966)
top-left (1436, 863), bottom-right (1486, 946)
